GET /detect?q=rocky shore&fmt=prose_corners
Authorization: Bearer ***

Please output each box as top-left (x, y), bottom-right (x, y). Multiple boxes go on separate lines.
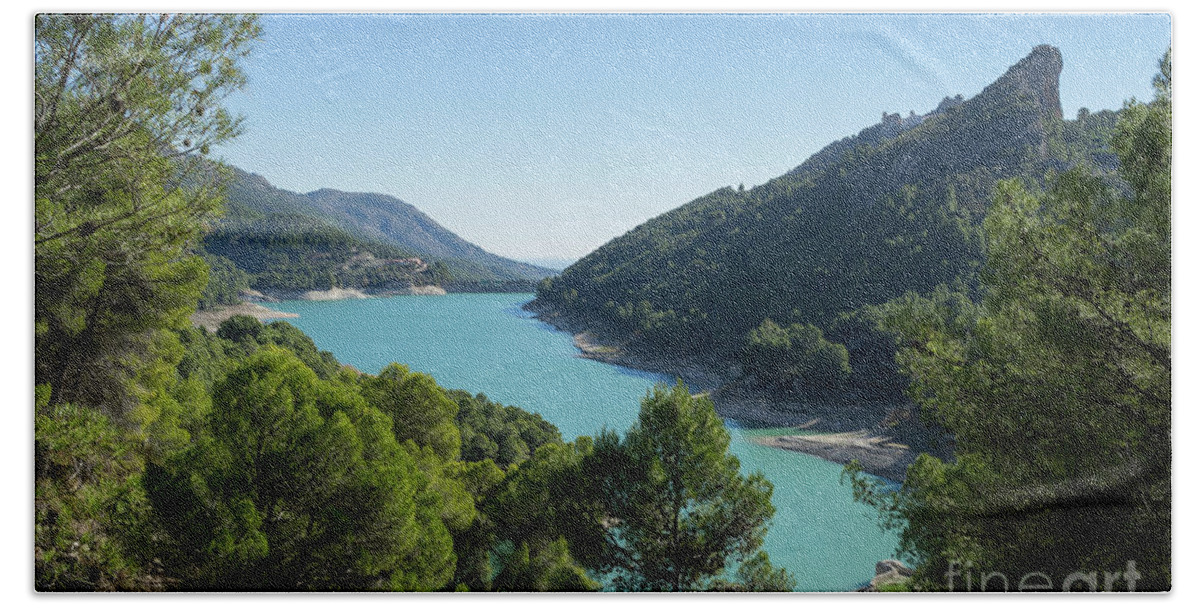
top-left (194, 285), bottom-right (453, 331)
top-left (528, 300), bottom-right (923, 481)
top-left (754, 431), bottom-right (915, 482)
top-left (858, 560), bottom-right (915, 592)
top-left (571, 330), bottom-right (726, 392)
top-left (299, 286), bottom-right (371, 301)
top-left (190, 302), bottom-right (299, 331)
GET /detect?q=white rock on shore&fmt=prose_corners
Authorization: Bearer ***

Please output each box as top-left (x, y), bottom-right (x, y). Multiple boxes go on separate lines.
top-left (403, 285), bottom-right (447, 296)
top-left (300, 286), bottom-right (370, 301)
top-left (296, 285), bottom-right (448, 300)
top-left (190, 302), bottom-right (299, 331)
top-left (750, 430), bottom-right (915, 482)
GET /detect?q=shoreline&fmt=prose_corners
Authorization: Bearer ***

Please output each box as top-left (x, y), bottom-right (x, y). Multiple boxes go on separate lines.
top-left (249, 285), bottom-right (449, 302)
top-left (190, 302), bottom-right (300, 331)
top-left (200, 285), bottom-right (457, 331)
top-left (753, 431), bottom-right (915, 483)
top-left (207, 294), bottom-right (918, 481)
top-left (245, 281), bottom-right (539, 303)
top-left (528, 300), bottom-right (919, 480)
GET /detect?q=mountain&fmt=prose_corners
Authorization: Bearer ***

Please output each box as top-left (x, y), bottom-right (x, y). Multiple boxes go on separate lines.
top-left (531, 46), bottom-right (1122, 390)
top-left (300, 187), bottom-right (554, 283)
top-left (204, 167), bottom-right (554, 294)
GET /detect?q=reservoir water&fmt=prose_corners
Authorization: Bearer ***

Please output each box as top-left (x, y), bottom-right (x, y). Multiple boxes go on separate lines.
top-left (267, 292), bottom-right (899, 591)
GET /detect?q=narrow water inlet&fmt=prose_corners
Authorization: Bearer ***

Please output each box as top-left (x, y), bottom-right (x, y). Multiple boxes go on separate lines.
top-left (266, 293), bottom-right (902, 590)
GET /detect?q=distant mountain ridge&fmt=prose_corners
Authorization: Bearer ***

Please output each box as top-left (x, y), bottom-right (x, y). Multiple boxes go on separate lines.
top-left (300, 187), bottom-right (553, 282)
top-left (210, 167), bottom-right (554, 292)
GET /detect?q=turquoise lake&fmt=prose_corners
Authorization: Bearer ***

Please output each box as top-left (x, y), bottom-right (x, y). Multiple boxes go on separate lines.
top-left (266, 292), bottom-right (899, 591)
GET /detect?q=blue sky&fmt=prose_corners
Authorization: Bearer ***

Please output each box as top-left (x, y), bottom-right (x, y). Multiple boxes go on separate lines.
top-left (213, 13), bottom-right (1171, 263)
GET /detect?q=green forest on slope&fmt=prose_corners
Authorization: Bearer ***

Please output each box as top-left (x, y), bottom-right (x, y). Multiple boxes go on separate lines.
top-left (196, 165), bottom-right (552, 301)
top-left (534, 46), bottom-right (1125, 405)
top-left (34, 14), bottom-right (789, 592)
top-left (299, 186), bottom-right (554, 283)
top-left (197, 167), bottom-right (553, 300)
top-left (201, 213), bottom-right (441, 296)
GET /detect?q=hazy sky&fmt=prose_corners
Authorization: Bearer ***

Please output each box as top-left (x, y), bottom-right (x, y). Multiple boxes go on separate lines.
top-left (214, 13), bottom-right (1171, 263)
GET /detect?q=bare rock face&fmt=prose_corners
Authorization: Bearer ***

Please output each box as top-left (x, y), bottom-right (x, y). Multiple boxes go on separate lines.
top-left (954, 44), bottom-right (1063, 162)
top-left (982, 44), bottom-right (1064, 121)
top-left (894, 46), bottom-right (1062, 196)
top-left (875, 559), bottom-right (914, 577)
top-left (787, 45), bottom-right (1063, 192)
top-left (863, 559), bottom-right (914, 591)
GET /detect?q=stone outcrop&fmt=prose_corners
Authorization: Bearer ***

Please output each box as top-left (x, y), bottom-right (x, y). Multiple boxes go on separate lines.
top-left (979, 44), bottom-right (1063, 121)
top-left (859, 559), bottom-right (915, 591)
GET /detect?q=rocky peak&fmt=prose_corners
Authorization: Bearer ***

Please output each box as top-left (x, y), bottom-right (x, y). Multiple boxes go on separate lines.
top-left (978, 44), bottom-right (1063, 120)
top-left (787, 46), bottom-right (1064, 181)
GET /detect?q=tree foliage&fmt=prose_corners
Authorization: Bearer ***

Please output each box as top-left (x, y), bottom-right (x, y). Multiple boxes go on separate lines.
top-left (144, 347), bottom-right (458, 590)
top-left (35, 389), bottom-right (158, 591)
top-left (196, 253), bottom-right (249, 309)
top-left (483, 439), bottom-right (607, 590)
top-left (589, 383), bottom-right (786, 591)
top-left (490, 538), bottom-right (601, 592)
top-left (710, 551), bottom-right (798, 592)
top-left (742, 318), bottom-right (851, 394)
top-left (216, 316), bottom-right (343, 379)
top-left (849, 50), bottom-right (1171, 591)
top-left (33, 16), bottom-right (259, 590)
top-left (362, 364), bottom-right (462, 462)
top-left (35, 14), bottom-right (260, 415)
top-left (451, 389), bottom-right (562, 469)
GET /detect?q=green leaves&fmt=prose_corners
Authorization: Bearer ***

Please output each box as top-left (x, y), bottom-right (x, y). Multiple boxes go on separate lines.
top-left (362, 363), bottom-right (462, 462)
top-left (492, 538), bottom-right (601, 591)
top-left (147, 347), bottom-right (460, 590)
top-left (592, 383), bottom-right (782, 591)
top-left (35, 398), bottom-right (156, 590)
top-left (453, 389), bottom-right (561, 469)
top-left (742, 318), bottom-right (851, 395)
top-left (196, 253), bottom-right (250, 309)
top-left (468, 383), bottom-right (788, 592)
top-left (727, 551), bottom-right (798, 592)
top-left (35, 14), bottom-right (260, 419)
top-left (856, 50), bottom-right (1172, 590)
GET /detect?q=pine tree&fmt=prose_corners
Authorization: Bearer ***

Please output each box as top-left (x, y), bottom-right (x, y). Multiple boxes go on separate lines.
top-left (35, 14), bottom-right (260, 417)
top-left (591, 382), bottom-right (787, 591)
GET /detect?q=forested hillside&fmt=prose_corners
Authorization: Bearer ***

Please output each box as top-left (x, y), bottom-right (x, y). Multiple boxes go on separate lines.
top-left (537, 42), bottom-right (1170, 591)
top-left (302, 186), bottom-right (554, 283)
top-left (201, 212), bottom-right (441, 295)
top-left (199, 167), bottom-right (553, 297)
top-left (533, 46), bottom-right (1122, 399)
